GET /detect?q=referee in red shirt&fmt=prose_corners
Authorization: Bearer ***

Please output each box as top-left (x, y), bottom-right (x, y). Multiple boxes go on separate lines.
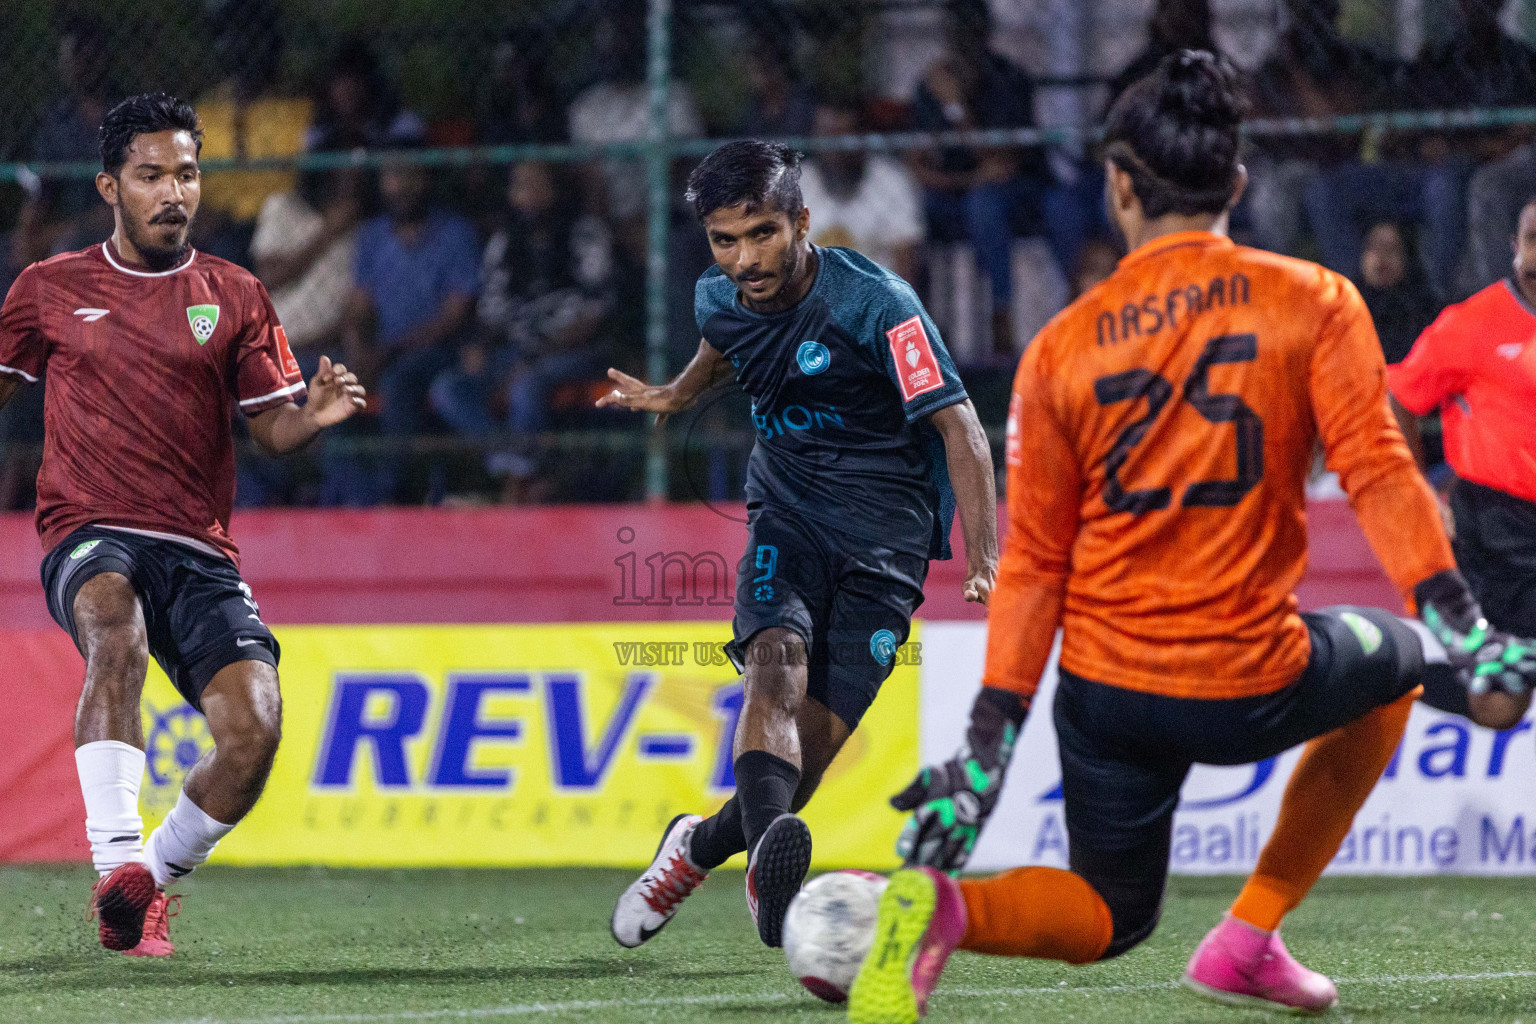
top-left (1390, 199), bottom-right (1536, 642)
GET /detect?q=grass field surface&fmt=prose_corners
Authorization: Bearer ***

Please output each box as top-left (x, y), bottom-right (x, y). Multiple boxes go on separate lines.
top-left (1, 867), bottom-right (1532, 1024)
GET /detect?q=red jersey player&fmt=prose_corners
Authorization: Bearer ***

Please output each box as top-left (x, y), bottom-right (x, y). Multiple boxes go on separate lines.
top-left (0, 94), bottom-right (365, 956)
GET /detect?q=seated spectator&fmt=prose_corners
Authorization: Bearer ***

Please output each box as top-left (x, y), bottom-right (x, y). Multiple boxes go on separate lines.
top-left (1356, 221), bottom-right (1437, 365)
top-left (29, 22), bottom-right (115, 249)
top-left (339, 148), bottom-right (479, 504)
top-left (252, 169), bottom-right (365, 358)
top-left (1105, 0), bottom-right (1216, 114)
top-left (305, 39), bottom-right (426, 153)
top-left (731, 38), bottom-right (815, 138)
top-left (569, 4), bottom-right (702, 235)
top-left (430, 161), bottom-right (617, 498)
top-left (194, 0), bottom-right (311, 265)
top-left (1433, 0), bottom-right (1536, 291)
top-left (1298, 0), bottom-right (1507, 297)
top-left (1243, 0), bottom-right (1389, 258)
top-left (910, 0), bottom-right (1057, 357)
top-left (478, 28), bottom-right (565, 146)
top-left (799, 100), bottom-right (923, 283)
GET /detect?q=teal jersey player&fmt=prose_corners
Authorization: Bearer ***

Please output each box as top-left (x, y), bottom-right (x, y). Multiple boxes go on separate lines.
top-left (694, 245), bottom-right (966, 560)
top-left (603, 141), bottom-right (999, 951)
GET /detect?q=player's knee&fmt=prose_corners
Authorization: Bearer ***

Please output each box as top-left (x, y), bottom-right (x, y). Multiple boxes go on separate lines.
top-left (1351, 607), bottom-right (1425, 697)
top-left (209, 669), bottom-right (283, 775)
top-left (742, 628), bottom-right (808, 710)
top-left (220, 708), bottom-right (282, 778)
top-left (73, 574), bottom-right (148, 689)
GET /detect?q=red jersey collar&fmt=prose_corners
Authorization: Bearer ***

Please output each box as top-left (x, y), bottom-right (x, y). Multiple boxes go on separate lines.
top-left (1119, 230), bottom-right (1233, 270)
top-left (101, 239), bottom-right (197, 278)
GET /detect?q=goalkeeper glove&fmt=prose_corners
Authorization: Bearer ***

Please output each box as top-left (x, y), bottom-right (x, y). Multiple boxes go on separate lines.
top-left (1416, 569), bottom-right (1536, 698)
top-left (891, 686), bottom-right (1027, 874)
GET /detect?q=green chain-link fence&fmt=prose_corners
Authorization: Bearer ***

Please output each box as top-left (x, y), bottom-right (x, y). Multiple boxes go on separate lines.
top-left (1, 0), bottom-right (1532, 508)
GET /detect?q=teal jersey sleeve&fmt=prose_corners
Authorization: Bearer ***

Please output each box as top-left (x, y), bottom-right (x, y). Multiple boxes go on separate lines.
top-left (822, 249), bottom-right (967, 423)
top-left (694, 266), bottom-right (737, 336)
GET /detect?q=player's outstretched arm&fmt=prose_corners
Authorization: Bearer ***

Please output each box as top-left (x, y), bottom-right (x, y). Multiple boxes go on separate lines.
top-left (930, 400), bottom-right (998, 604)
top-left (893, 354), bottom-right (1077, 873)
top-left (595, 338), bottom-right (730, 426)
top-left (1312, 281), bottom-right (1533, 727)
top-left (247, 356), bottom-right (367, 456)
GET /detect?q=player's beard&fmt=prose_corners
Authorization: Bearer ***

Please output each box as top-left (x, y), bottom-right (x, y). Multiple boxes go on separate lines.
top-left (124, 209), bottom-right (194, 272)
top-left (740, 242), bottom-right (808, 314)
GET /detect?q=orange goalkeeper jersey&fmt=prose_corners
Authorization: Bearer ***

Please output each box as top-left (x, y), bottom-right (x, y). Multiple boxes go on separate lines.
top-left (986, 231), bottom-right (1454, 700)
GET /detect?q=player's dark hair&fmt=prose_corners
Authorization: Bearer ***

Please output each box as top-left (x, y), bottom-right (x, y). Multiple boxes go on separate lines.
top-left (99, 93), bottom-right (203, 176)
top-left (1103, 49), bottom-right (1247, 218)
top-left (685, 140), bottom-right (804, 222)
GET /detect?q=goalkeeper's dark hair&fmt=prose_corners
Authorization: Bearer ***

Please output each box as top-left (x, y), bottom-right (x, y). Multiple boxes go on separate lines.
top-left (1103, 49), bottom-right (1247, 218)
top-left (685, 140), bottom-right (803, 222)
top-left (100, 93), bottom-right (203, 175)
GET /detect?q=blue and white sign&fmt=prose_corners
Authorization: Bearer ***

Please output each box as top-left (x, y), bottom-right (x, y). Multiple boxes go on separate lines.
top-left (920, 623), bottom-right (1536, 876)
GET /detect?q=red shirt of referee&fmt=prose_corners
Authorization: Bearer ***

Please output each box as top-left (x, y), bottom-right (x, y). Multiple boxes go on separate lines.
top-left (1389, 199), bottom-right (1536, 637)
top-left (0, 94), bottom-right (365, 956)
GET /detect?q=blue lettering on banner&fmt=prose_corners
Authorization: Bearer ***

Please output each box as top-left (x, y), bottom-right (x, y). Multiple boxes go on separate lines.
top-left (1482, 815), bottom-right (1532, 864)
top-left (315, 675), bottom-right (431, 788)
top-left (711, 684), bottom-right (745, 790)
top-left (313, 673), bottom-right (751, 793)
top-left (546, 672), bottom-right (653, 790)
top-left (1179, 759), bottom-right (1276, 809)
top-left (429, 675), bottom-right (532, 788)
top-left (1419, 721), bottom-right (1470, 778)
top-left (1032, 813), bottom-right (1068, 860)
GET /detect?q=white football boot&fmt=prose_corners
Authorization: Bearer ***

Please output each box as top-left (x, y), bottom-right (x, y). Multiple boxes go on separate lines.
top-left (611, 813), bottom-right (708, 947)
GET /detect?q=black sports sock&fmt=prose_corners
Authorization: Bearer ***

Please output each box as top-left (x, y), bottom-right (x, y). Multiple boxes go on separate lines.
top-left (688, 797), bottom-right (747, 870)
top-left (735, 749), bottom-right (801, 854)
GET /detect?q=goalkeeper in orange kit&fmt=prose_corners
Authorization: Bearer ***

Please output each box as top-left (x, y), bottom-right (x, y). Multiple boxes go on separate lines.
top-left (847, 51), bottom-right (1536, 1024)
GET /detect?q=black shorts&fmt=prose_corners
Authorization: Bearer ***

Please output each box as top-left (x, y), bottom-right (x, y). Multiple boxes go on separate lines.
top-left (1053, 606), bottom-right (1423, 959)
top-left (40, 526), bottom-right (280, 711)
top-left (1450, 478), bottom-right (1536, 636)
top-left (724, 505), bottom-right (928, 730)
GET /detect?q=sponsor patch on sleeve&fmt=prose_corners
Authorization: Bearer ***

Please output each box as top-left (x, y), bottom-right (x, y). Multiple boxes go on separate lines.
top-left (274, 325), bottom-right (301, 379)
top-left (885, 315), bottom-right (945, 403)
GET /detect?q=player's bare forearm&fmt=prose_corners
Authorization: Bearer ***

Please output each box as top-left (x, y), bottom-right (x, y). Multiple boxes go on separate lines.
top-left (596, 338), bottom-right (729, 420)
top-left (248, 357), bottom-right (366, 456)
top-left (931, 400), bottom-right (998, 603)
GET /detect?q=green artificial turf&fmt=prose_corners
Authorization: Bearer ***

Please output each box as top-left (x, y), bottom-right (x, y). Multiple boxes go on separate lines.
top-left (0, 867), bottom-right (1531, 1023)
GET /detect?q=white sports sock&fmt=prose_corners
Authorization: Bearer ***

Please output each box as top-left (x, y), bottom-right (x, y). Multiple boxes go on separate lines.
top-left (75, 740), bottom-right (146, 876)
top-left (145, 790), bottom-right (234, 887)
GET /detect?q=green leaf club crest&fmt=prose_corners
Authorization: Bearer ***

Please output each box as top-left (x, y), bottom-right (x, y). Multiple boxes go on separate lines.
top-left (186, 304), bottom-right (220, 345)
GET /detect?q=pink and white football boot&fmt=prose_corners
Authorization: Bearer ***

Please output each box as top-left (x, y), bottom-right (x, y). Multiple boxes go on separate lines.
top-left (1182, 914), bottom-right (1339, 1015)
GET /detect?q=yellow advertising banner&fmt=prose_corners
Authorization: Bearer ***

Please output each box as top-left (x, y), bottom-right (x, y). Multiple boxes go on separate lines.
top-left (138, 623), bottom-right (920, 869)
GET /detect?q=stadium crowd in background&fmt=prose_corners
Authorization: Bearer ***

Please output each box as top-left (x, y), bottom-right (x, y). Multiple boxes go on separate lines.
top-left (3, 0), bottom-right (1536, 509)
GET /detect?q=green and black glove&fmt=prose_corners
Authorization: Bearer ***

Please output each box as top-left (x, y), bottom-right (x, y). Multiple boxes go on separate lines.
top-left (891, 687), bottom-right (1028, 874)
top-left (1417, 569), bottom-right (1536, 698)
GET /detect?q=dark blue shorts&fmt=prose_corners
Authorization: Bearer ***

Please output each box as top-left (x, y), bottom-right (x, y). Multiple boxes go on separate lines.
top-left (40, 526), bottom-right (280, 711)
top-left (724, 505), bottom-right (928, 730)
top-left (1054, 606), bottom-right (1424, 958)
